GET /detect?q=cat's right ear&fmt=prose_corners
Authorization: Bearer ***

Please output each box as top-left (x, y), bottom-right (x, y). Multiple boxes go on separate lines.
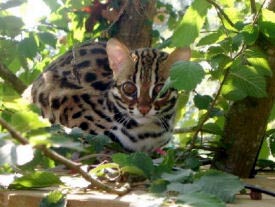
top-left (106, 38), bottom-right (132, 76)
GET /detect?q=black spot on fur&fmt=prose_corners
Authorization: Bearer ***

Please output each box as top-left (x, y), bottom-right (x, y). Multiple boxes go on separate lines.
top-left (97, 99), bottom-right (104, 105)
top-left (96, 58), bottom-right (110, 71)
top-left (76, 60), bottom-right (90, 69)
top-left (79, 49), bottom-right (87, 56)
top-left (95, 123), bottom-right (105, 129)
top-left (51, 98), bottom-right (60, 109)
top-left (89, 129), bottom-right (97, 135)
top-left (85, 72), bottom-right (97, 82)
top-left (61, 96), bottom-right (68, 105)
top-left (60, 55), bottom-right (73, 67)
top-left (91, 81), bottom-right (111, 91)
top-left (81, 93), bottom-right (112, 122)
top-left (72, 95), bottom-right (80, 103)
top-left (90, 48), bottom-right (106, 55)
top-left (79, 122), bottom-right (89, 130)
top-left (62, 71), bottom-right (71, 76)
top-left (38, 93), bottom-right (48, 107)
top-left (60, 107), bottom-right (69, 125)
top-left (72, 111), bottom-right (82, 119)
top-left (84, 115), bottom-right (94, 121)
top-left (60, 78), bottom-right (82, 89)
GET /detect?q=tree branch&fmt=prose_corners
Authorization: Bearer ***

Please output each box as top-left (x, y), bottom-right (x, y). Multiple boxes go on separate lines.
top-left (0, 63), bottom-right (27, 94)
top-left (250, 0), bottom-right (257, 14)
top-left (0, 117), bottom-right (130, 195)
top-left (206, 0), bottom-right (236, 29)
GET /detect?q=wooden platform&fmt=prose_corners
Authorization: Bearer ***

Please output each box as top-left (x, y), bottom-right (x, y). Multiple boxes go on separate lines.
top-left (1, 173), bottom-right (275, 207)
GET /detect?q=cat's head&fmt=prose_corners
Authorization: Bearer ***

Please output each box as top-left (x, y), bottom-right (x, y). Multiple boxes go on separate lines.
top-left (106, 38), bottom-right (191, 122)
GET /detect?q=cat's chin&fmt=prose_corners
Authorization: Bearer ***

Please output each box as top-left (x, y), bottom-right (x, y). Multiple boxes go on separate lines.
top-left (133, 114), bottom-right (155, 124)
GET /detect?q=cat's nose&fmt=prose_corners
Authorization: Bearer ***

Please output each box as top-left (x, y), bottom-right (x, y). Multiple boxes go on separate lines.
top-left (138, 105), bottom-right (151, 116)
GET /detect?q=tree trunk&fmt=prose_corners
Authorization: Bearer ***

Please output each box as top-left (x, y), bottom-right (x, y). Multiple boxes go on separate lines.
top-left (212, 2), bottom-right (275, 178)
top-left (114, 0), bottom-right (156, 49)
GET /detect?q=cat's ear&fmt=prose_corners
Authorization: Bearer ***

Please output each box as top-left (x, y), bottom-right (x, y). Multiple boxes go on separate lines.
top-left (106, 38), bottom-right (132, 75)
top-left (165, 47), bottom-right (191, 69)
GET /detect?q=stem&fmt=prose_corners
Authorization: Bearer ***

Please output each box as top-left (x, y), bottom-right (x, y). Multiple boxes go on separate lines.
top-left (188, 68), bottom-right (230, 149)
top-left (0, 118), bottom-right (29, 145)
top-left (0, 117), bottom-right (130, 195)
top-left (173, 126), bottom-right (220, 135)
top-left (206, 0), bottom-right (236, 29)
top-left (0, 63), bottom-right (27, 94)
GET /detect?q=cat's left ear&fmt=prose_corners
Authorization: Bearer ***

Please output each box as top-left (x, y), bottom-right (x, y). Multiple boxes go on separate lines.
top-left (106, 38), bottom-right (132, 76)
top-left (165, 47), bottom-right (191, 69)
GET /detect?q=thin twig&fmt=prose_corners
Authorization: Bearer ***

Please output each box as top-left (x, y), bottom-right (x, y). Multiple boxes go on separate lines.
top-left (206, 0), bottom-right (236, 29)
top-left (188, 42), bottom-right (247, 150)
top-left (188, 69), bottom-right (230, 149)
top-left (173, 126), bottom-right (221, 135)
top-left (0, 117), bottom-right (130, 196)
top-left (0, 63), bottom-right (27, 94)
top-left (252, 0), bottom-right (267, 25)
top-left (0, 118), bottom-right (29, 145)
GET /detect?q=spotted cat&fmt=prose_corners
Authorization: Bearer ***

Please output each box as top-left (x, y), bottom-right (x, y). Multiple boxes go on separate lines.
top-left (30, 38), bottom-right (190, 152)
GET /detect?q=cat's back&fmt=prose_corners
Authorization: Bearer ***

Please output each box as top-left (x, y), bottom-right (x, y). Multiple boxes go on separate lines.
top-left (31, 41), bottom-right (113, 123)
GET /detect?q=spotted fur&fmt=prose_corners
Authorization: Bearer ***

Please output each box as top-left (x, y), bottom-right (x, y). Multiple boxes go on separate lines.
top-left (30, 39), bottom-right (190, 152)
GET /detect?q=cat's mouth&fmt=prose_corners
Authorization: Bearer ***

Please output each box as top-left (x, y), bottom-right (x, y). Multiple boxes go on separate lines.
top-left (131, 111), bottom-right (156, 124)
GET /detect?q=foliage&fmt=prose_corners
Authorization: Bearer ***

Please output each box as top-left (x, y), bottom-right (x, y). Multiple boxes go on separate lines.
top-left (0, 0), bottom-right (275, 206)
top-left (8, 171), bottom-right (61, 189)
top-left (40, 190), bottom-right (66, 207)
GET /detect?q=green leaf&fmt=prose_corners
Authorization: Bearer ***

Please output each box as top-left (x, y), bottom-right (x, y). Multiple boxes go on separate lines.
top-left (195, 171), bottom-right (244, 203)
top-left (177, 192), bottom-right (225, 207)
top-left (258, 139), bottom-right (270, 160)
top-left (260, 9), bottom-right (275, 44)
top-left (11, 110), bottom-right (50, 132)
top-left (17, 36), bottom-right (39, 59)
top-left (194, 94), bottom-right (213, 110)
top-left (112, 152), bottom-right (154, 179)
top-left (90, 163), bottom-right (119, 177)
top-left (0, 15), bottom-right (24, 37)
top-left (38, 32), bottom-right (57, 48)
top-left (40, 190), bottom-right (66, 207)
top-left (9, 171), bottom-right (62, 189)
top-left (161, 168), bottom-right (193, 183)
top-left (245, 49), bottom-right (272, 77)
top-left (0, 0), bottom-right (27, 10)
top-left (154, 150), bottom-right (175, 177)
top-left (197, 31), bottom-right (225, 46)
top-left (149, 179), bottom-right (168, 193)
top-left (222, 81), bottom-right (247, 101)
top-left (229, 65), bottom-right (267, 98)
top-left (241, 24), bottom-right (259, 45)
top-left (172, 0), bottom-right (210, 47)
top-left (85, 134), bottom-right (111, 152)
top-left (202, 123), bottom-right (222, 135)
top-left (167, 182), bottom-right (202, 194)
top-left (170, 61), bottom-right (205, 91)
top-left (42, 0), bottom-right (60, 11)
top-left (21, 150), bottom-right (55, 171)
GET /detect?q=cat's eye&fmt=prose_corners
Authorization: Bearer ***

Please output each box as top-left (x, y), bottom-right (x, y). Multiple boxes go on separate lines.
top-left (153, 84), bottom-right (168, 98)
top-left (122, 82), bottom-right (137, 97)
